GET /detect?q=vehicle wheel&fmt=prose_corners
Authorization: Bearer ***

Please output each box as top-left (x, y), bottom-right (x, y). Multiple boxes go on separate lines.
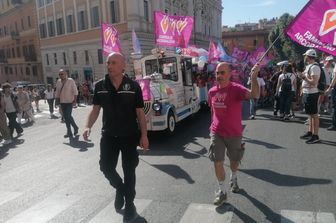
top-left (166, 111), bottom-right (176, 134)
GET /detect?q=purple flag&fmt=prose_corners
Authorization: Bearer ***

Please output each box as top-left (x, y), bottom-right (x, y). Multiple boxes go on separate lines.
top-left (132, 29), bottom-right (141, 54)
top-left (286, 0), bottom-right (336, 56)
top-left (208, 40), bottom-right (219, 63)
top-left (249, 46), bottom-right (269, 66)
top-left (154, 11), bottom-right (194, 48)
top-left (101, 22), bottom-right (122, 56)
top-left (231, 47), bottom-right (249, 62)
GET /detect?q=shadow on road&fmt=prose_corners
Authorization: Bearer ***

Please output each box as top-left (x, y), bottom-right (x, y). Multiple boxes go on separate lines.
top-left (149, 163), bottom-right (195, 184)
top-left (0, 138), bottom-right (25, 160)
top-left (243, 136), bottom-right (284, 149)
top-left (237, 189), bottom-right (293, 223)
top-left (63, 136), bottom-right (94, 152)
top-left (240, 169), bottom-right (332, 186)
top-left (319, 140), bottom-right (336, 146)
top-left (217, 203), bottom-right (257, 223)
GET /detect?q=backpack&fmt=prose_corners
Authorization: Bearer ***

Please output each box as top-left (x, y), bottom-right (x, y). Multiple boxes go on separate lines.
top-left (282, 73), bottom-right (292, 92)
top-left (308, 63), bottom-right (326, 91)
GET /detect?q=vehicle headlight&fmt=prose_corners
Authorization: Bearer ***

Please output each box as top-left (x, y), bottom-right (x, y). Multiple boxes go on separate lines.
top-left (152, 101), bottom-right (162, 111)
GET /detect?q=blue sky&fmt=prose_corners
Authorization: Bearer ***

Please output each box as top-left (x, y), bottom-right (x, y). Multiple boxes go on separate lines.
top-left (222, 0), bottom-right (309, 27)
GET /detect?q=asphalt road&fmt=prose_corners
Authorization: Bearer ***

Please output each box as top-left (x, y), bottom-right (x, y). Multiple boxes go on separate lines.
top-left (0, 102), bottom-right (335, 223)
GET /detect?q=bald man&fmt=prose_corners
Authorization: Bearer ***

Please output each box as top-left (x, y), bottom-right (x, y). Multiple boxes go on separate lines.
top-left (208, 62), bottom-right (260, 206)
top-left (83, 52), bottom-right (148, 222)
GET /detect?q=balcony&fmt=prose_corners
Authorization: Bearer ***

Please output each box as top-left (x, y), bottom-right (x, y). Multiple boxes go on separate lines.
top-left (24, 54), bottom-right (37, 62)
top-left (11, 31), bottom-right (20, 40)
top-left (7, 57), bottom-right (25, 64)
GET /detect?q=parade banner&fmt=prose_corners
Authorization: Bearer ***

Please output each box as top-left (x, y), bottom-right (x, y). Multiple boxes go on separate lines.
top-left (231, 47), bottom-right (249, 62)
top-left (101, 22), bottom-right (122, 56)
top-left (285, 0), bottom-right (336, 56)
top-left (154, 11), bottom-right (194, 48)
top-left (132, 29), bottom-right (142, 54)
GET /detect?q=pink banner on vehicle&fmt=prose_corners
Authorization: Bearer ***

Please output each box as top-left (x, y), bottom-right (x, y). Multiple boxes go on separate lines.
top-left (101, 22), bottom-right (122, 56)
top-left (137, 79), bottom-right (151, 101)
top-left (154, 11), bottom-right (194, 48)
top-left (285, 0), bottom-right (336, 56)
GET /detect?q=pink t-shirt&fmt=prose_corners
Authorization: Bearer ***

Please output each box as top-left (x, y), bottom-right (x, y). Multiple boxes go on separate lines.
top-left (208, 82), bottom-right (248, 137)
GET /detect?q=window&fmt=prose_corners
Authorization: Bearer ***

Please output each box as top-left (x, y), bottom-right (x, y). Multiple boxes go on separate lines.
top-left (145, 57), bottom-right (178, 81)
top-left (9, 67), bottom-right (13, 75)
top-left (66, 14), bottom-right (74, 33)
top-left (110, 0), bottom-right (119, 23)
top-left (253, 39), bottom-right (257, 46)
top-left (16, 47), bottom-right (21, 57)
top-left (144, 0), bottom-right (149, 21)
top-left (63, 52), bottom-right (66, 65)
top-left (54, 53), bottom-right (57, 64)
top-left (21, 18), bottom-right (24, 30)
top-left (26, 67), bottom-right (30, 75)
top-left (12, 48), bottom-right (15, 58)
top-left (46, 53), bottom-right (49, 65)
top-left (46, 0), bottom-right (52, 4)
top-left (4, 26), bottom-right (7, 35)
top-left (38, 0), bottom-right (44, 7)
top-left (78, 10), bottom-right (87, 31)
top-left (85, 50), bottom-right (89, 64)
top-left (73, 51), bottom-right (77, 64)
top-left (32, 66), bottom-right (38, 76)
top-left (56, 17), bottom-right (65, 35)
top-left (22, 45), bottom-right (28, 57)
top-left (28, 16), bottom-right (31, 27)
top-left (98, 49), bottom-right (103, 64)
top-left (91, 6), bottom-right (100, 27)
top-left (0, 28), bottom-right (2, 37)
top-left (39, 23), bottom-right (47, 38)
top-left (48, 20), bottom-right (55, 37)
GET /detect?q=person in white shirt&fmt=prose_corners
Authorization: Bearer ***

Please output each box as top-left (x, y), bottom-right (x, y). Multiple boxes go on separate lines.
top-left (298, 49), bottom-right (321, 144)
top-left (320, 56), bottom-right (334, 113)
top-left (44, 84), bottom-right (55, 117)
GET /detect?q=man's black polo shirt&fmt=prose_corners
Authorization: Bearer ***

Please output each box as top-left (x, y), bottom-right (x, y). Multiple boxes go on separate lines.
top-left (93, 74), bottom-right (144, 137)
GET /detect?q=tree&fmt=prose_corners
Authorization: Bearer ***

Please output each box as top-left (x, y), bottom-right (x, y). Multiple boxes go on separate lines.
top-left (269, 13), bottom-right (307, 62)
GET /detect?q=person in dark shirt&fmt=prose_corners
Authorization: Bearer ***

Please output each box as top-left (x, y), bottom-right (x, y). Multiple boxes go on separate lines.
top-left (83, 52), bottom-right (149, 222)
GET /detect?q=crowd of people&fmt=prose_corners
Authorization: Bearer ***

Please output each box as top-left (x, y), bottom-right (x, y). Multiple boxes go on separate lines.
top-left (1, 48), bottom-right (335, 221)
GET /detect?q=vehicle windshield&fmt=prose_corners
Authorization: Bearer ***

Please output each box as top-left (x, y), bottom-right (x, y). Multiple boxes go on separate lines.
top-left (144, 57), bottom-right (178, 81)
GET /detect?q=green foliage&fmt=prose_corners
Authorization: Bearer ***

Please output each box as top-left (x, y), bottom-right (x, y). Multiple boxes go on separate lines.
top-left (268, 13), bottom-right (307, 62)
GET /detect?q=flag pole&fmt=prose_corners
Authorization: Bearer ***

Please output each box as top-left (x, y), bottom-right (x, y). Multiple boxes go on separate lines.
top-left (258, 34), bottom-right (281, 63)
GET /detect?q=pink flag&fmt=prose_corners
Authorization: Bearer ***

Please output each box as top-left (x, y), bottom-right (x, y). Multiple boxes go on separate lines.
top-left (154, 11), bottom-right (194, 48)
top-left (136, 79), bottom-right (151, 101)
top-left (101, 22), bottom-right (122, 56)
top-left (231, 47), bottom-right (249, 62)
top-left (208, 40), bottom-right (219, 63)
top-left (285, 0), bottom-right (336, 56)
top-left (249, 46), bottom-right (269, 66)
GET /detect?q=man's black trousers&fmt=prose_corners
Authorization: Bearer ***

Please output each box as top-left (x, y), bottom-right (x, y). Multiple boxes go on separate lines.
top-left (99, 134), bottom-right (139, 204)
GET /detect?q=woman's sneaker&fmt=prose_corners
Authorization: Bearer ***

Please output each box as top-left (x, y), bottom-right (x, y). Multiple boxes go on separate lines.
top-left (213, 190), bottom-right (227, 206)
top-left (306, 135), bottom-right (320, 144)
top-left (300, 132), bottom-right (312, 139)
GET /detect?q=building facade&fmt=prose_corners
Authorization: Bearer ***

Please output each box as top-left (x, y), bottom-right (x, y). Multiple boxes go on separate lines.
top-left (36, 0), bottom-right (222, 85)
top-left (0, 0), bottom-right (43, 85)
top-left (222, 18), bottom-right (277, 54)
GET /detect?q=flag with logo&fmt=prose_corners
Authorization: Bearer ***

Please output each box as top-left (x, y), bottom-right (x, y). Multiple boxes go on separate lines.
top-left (154, 11), bottom-right (194, 48)
top-left (217, 41), bottom-right (236, 63)
top-left (285, 0), bottom-right (336, 56)
top-left (249, 46), bottom-right (270, 66)
top-left (101, 22), bottom-right (122, 56)
top-left (132, 29), bottom-right (142, 54)
top-left (231, 47), bottom-right (249, 62)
